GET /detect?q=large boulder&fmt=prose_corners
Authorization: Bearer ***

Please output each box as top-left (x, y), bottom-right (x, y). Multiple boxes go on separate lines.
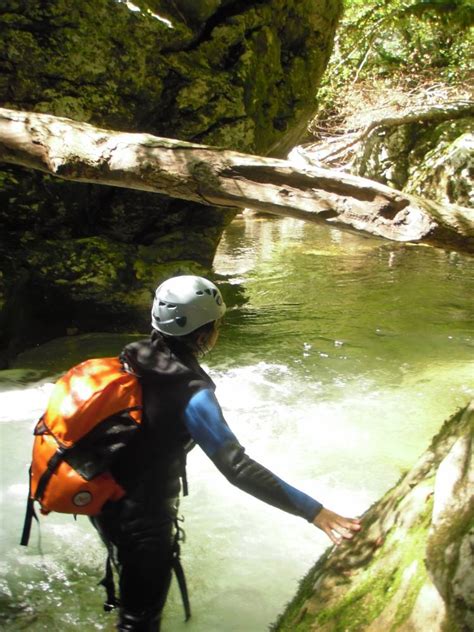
top-left (0, 0), bottom-right (342, 365)
top-left (353, 117), bottom-right (473, 208)
top-left (273, 401), bottom-right (474, 632)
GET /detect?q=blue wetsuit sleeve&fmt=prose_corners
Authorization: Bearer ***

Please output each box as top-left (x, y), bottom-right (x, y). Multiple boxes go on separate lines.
top-left (183, 388), bottom-right (323, 522)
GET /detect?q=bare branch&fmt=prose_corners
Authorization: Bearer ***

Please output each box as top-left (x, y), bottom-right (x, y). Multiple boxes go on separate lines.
top-left (319, 100), bottom-right (474, 162)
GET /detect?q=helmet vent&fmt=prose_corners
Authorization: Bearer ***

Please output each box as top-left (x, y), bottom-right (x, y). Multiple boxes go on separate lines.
top-left (151, 275), bottom-right (226, 336)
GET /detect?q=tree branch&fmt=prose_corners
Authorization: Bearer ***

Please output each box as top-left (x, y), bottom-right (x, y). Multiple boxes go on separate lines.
top-left (0, 107), bottom-right (472, 248)
top-left (320, 100), bottom-right (474, 162)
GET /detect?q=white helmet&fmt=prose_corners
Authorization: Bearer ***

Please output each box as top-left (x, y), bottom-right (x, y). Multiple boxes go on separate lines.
top-left (151, 275), bottom-right (226, 336)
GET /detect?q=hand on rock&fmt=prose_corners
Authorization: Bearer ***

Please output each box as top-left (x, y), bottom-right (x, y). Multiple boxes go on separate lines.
top-left (313, 507), bottom-right (361, 545)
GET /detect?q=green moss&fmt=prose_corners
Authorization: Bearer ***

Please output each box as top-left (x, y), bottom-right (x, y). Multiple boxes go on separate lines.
top-left (322, 518), bottom-right (431, 630)
top-left (134, 258), bottom-right (208, 285)
top-left (426, 492), bottom-right (474, 591)
top-left (428, 405), bottom-right (471, 451)
top-left (1, 0), bottom-right (342, 356)
top-left (275, 408), bottom-right (473, 630)
top-left (276, 491), bottom-right (435, 632)
top-left (23, 237), bottom-right (136, 295)
top-left (391, 562), bottom-right (430, 629)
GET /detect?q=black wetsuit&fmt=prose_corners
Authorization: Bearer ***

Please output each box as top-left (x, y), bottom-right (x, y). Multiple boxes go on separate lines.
top-left (92, 332), bottom-right (322, 631)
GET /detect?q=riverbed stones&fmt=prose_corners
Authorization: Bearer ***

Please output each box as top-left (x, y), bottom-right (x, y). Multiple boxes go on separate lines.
top-left (0, 0), bottom-right (342, 364)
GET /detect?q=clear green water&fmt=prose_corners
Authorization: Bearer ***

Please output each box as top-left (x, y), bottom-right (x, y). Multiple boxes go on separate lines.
top-left (0, 216), bottom-right (473, 631)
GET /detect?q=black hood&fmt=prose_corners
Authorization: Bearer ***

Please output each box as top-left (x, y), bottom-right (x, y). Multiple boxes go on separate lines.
top-left (121, 332), bottom-right (215, 391)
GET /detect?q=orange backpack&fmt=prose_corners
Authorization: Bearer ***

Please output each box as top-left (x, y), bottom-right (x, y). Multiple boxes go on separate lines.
top-left (21, 356), bottom-right (143, 545)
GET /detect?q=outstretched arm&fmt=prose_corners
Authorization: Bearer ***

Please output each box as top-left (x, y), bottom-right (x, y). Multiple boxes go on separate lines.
top-left (184, 388), bottom-right (361, 542)
top-left (184, 388), bottom-right (321, 521)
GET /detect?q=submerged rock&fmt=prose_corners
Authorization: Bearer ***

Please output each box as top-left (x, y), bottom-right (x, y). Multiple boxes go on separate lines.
top-left (273, 401), bottom-right (473, 632)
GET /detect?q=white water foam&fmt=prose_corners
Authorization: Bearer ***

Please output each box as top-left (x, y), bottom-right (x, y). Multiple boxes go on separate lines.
top-left (0, 383), bottom-right (54, 423)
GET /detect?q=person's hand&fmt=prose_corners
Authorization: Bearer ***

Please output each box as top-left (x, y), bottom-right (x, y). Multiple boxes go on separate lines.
top-left (313, 507), bottom-right (361, 545)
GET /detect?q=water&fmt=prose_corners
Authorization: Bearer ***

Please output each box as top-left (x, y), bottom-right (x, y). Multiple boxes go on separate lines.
top-left (1, 216), bottom-right (473, 631)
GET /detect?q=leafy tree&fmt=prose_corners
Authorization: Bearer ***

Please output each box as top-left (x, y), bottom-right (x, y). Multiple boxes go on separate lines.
top-left (313, 0), bottom-right (473, 133)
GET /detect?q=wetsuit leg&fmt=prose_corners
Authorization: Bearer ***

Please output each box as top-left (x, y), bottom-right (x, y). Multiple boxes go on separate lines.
top-left (117, 608), bottom-right (163, 632)
top-left (91, 496), bottom-right (178, 631)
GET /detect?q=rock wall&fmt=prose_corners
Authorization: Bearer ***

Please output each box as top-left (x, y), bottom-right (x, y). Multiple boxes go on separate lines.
top-left (353, 117), bottom-right (473, 209)
top-left (0, 0), bottom-right (342, 365)
top-left (273, 401), bottom-right (474, 632)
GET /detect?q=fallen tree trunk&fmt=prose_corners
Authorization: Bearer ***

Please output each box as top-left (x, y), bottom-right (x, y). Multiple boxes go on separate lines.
top-left (0, 107), bottom-right (472, 248)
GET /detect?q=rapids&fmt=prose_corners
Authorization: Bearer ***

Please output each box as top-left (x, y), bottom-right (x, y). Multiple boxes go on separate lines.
top-left (1, 216), bottom-right (472, 631)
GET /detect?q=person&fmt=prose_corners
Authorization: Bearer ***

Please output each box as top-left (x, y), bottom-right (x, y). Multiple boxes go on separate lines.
top-left (91, 275), bottom-right (361, 631)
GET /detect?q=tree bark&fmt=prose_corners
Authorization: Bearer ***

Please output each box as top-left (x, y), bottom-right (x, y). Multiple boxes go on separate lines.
top-left (0, 107), bottom-right (472, 248)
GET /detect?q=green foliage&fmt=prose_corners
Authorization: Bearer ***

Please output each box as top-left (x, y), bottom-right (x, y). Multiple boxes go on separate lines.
top-left (315, 0), bottom-right (473, 126)
top-left (343, 0), bottom-right (473, 74)
top-left (405, 1), bottom-right (474, 29)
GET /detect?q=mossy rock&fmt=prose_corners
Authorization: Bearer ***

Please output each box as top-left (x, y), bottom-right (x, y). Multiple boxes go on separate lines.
top-left (0, 0), bottom-right (342, 364)
top-left (405, 121), bottom-right (473, 207)
top-left (273, 402), bottom-right (474, 632)
top-left (354, 117), bottom-right (474, 208)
